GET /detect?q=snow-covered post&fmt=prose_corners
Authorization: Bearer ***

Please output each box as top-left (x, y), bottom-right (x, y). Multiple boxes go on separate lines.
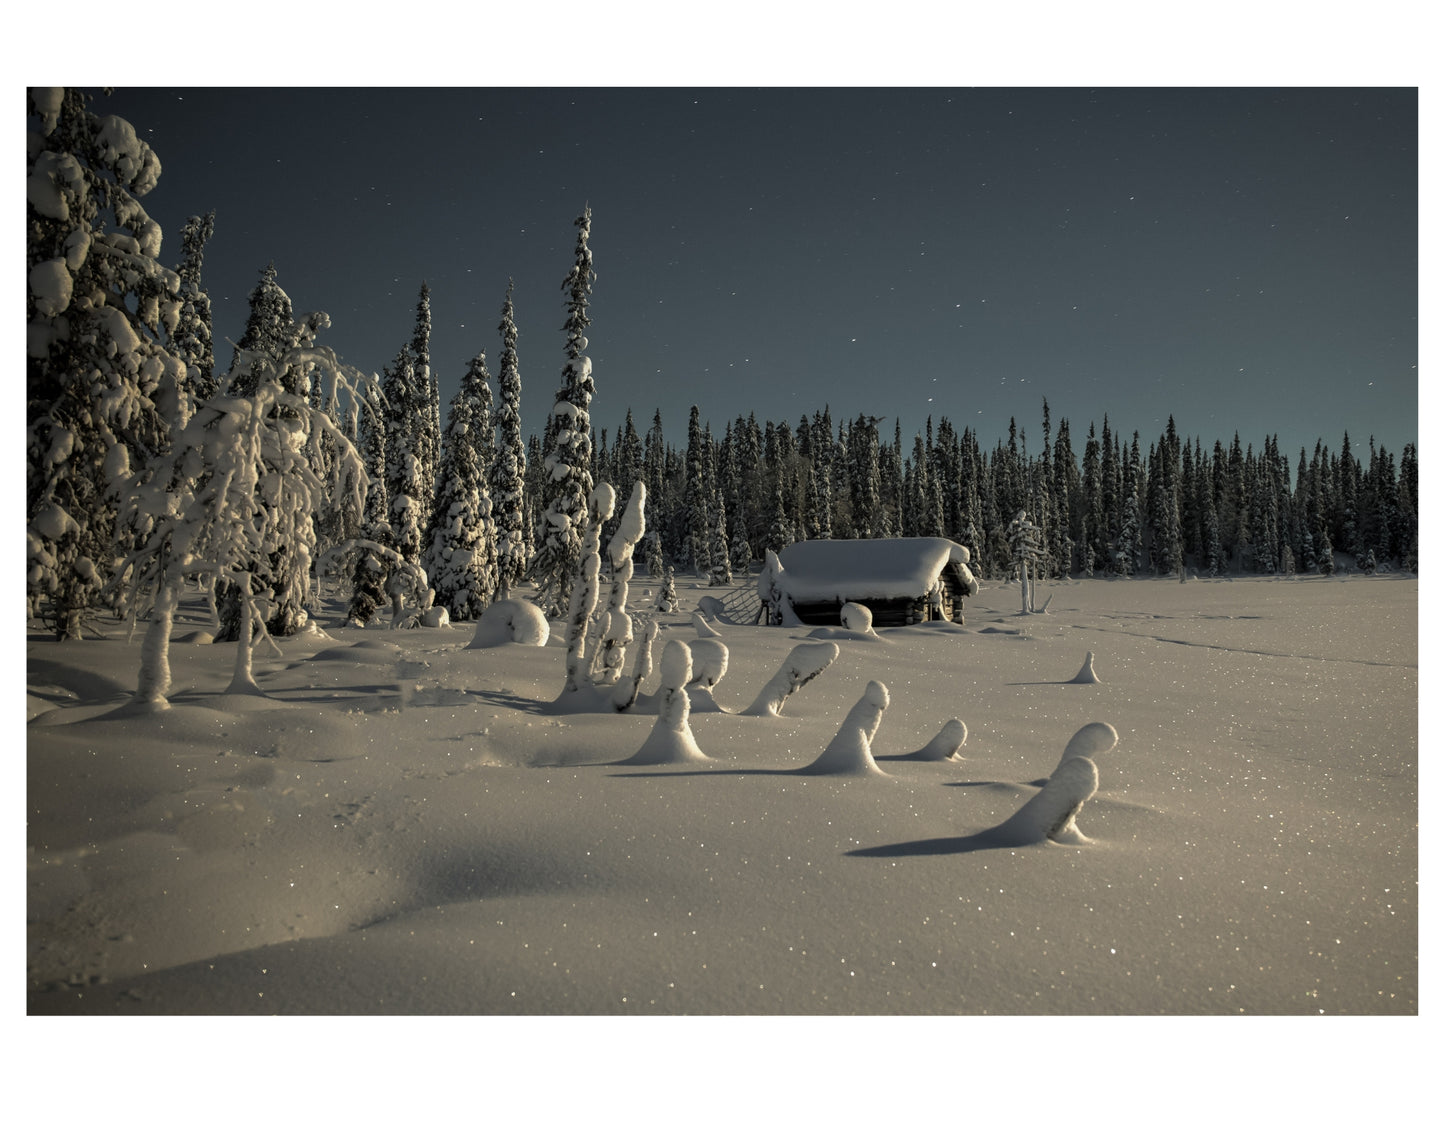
top-left (742, 641), bottom-right (840, 717)
top-left (562, 483), bottom-right (614, 694)
top-left (594, 481), bottom-right (646, 686)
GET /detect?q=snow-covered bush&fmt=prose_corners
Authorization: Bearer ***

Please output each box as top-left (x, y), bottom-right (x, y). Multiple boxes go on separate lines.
top-left (468, 598), bottom-right (550, 648)
top-left (840, 602), bottom-right (874, 634)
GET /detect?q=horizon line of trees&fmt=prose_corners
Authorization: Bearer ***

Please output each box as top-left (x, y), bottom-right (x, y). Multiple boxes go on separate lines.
top-left (583, 401), bottom-right (1417, 586)
top-left (26, 88), bottom-right (1417, 648)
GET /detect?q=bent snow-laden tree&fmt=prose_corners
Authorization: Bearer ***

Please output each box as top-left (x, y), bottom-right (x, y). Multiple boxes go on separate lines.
top-left (26, 87), bottom-right (187, 639)
top-left (110, 336), bottom-right (371, 704)
top-left (1007, 509), bottom-right (1049, 614)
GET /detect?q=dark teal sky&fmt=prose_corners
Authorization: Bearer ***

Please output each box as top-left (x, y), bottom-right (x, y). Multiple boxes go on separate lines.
top-left (106, 86), bottom-right (1417, 462)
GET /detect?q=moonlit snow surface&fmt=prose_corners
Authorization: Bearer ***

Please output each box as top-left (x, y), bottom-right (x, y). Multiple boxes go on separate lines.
top-left (27, 575), bottom-right (1416, 1020)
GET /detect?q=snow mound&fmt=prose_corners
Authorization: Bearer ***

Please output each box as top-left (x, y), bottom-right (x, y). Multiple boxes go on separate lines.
top-left (691, 611), bottom-right (722, 639)
top-left (468, 599), bottom-right (550, 648)
top-left (312, 640), bottom-right (402, 665)
top-left (802, 680), bottom-right (890, 775)
top-left (906, 718), bottom-right (968, 761)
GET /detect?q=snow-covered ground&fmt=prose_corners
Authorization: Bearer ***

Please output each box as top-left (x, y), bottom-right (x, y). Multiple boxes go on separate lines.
top-left (28, 570), bottom-right (1416, 1021)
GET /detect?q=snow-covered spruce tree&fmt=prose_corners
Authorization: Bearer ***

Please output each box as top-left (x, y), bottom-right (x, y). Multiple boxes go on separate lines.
top-left (533, 208), bottom-right (597, 616)
top-left (224, 263), bottom-right (294, 397)
top-left (110, 335), bottom-right (370, 703)
top-left (27, 87), bottom-right (187, 639)
top-left (765, 484), bottom-right (791, 553)
top-left (684, 405), bottom-right (712, 575)
top-left (346, 379), bottom-right (391, 624)
top-left (381, 344), bottom-right (427, 568)
top-left (489, 281), bottom-right (531, 598)
top-left (708, 489), bottom-right (733, 585)
top-left (410, 282), bottom-right (441, 524)
top-left (172, 210), bottom-right (216, 403)
top-left (423, 352), bottom-right (497, 620)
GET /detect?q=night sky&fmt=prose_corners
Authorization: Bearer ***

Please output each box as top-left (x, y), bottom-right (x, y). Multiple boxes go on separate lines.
top-left (101, 86), bottom-right (1416, 463)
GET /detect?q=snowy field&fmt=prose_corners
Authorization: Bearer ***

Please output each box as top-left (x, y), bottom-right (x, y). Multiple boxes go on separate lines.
top-left (27, 572), bottom-right (1416, 1018)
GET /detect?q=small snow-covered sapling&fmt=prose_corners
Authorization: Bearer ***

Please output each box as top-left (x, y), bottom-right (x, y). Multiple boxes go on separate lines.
top-left (803, 680), bottom-right (890, 775)
top-left (1069, 651), bottom-right (1101, 684)
top-left (1052, 720), bottom-right (1117, 773)
top-left (686, 638), bottom-right (730, 713)
top-left (986, 756), bottom-right (1100, 846)
top-left (741, 641), bottom-right (840, 717)
top-left (910, 718), bottom-right (967, 761)
top-left (623, 639), bottom-right (708, 764)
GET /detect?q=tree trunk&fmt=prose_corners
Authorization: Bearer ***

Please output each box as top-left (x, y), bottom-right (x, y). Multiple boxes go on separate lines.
top-left (226, 574), bottom-right (264, 695)
top-left (133, 583), bottom-right (177, 710)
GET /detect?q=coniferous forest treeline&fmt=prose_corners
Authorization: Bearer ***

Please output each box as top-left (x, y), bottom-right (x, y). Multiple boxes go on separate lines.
top-left (26, 89), bottom-right (1417, 643)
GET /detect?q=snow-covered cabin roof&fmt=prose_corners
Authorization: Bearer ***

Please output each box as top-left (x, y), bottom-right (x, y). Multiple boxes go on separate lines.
top-left (776, 537), bottom-right (978, 603)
